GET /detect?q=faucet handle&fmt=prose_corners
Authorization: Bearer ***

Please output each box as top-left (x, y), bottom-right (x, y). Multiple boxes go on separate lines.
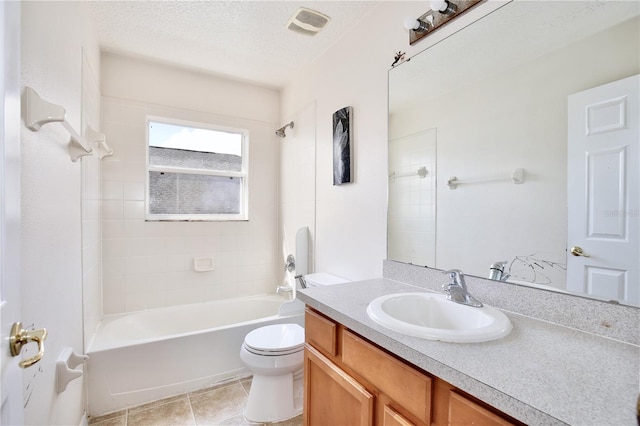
top-left (443, 269), bottom-right (464, 282)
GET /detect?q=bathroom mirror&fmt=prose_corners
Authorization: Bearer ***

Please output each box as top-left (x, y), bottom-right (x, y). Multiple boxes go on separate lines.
top-left (388, 1), bottom-right (640, 306)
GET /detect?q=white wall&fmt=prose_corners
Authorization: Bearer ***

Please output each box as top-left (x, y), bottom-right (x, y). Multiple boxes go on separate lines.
top-left (281, 1), bottom-right (503, 280)
top-left (100, 54), bottom-right (281, 314)
top-left (20, 1), bottom-right (100, 424)
top-left (280, 100), bottom-right (316, 279)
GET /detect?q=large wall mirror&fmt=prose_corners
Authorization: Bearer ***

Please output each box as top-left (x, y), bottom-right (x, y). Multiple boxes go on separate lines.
top-left (388, 0), bottom-right (639, 306)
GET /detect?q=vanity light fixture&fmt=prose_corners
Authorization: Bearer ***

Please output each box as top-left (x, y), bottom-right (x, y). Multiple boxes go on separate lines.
top-left (404, 0), bottom-right (482, 45)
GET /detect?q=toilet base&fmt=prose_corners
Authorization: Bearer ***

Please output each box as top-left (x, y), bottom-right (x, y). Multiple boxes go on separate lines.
top-left (244, 370), bottom-right (303, 423)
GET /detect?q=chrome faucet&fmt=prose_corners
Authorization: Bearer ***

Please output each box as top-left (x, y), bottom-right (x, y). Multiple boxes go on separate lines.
top-left (442, 269), bottom-right (483, 308)
top-left (295, 275), bottom-right (307, 289)
top-left (488, 261), bottom-right (510, 281)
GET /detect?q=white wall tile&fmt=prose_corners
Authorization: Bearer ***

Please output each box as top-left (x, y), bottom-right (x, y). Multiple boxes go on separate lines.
top-left (103, 220), bottom-right (124, 238)
top-left (103, 200), bottom-right (123, 219)
top-left (165, 287), bottom-right (205, 306)
top-left (103, 180), bottom-right (123, 200)
top-left (124, 273), bottom-right (148, 293)
top-left (102, 158), bottom-right (123, 181)
top-left (121, 238), bottom-right (146, 257)
top-left (103, 238), bottom-right (125, 259)
top-left (146, 255), bottom-right (168, 273)
top-left (145, 221), bottom-right (168, 237)
top-left (166, 254), bottom-right (189, 272)
top-left (123, 181), bottom-right (145, 200)
top-left (124, 256), bottom-right (147, 275)
top-left (123, 219), bottom-right (145, 238)
top-left (103, 276), bottom-right (125, 314)
top-left (165, 271), bottom-right (187, 289)
top-left (183, 236), bottom-right (204, 253)
top-left (123, 200), bottom-right (145, 219)
top-left (124, 291), bottom-right (147, 312)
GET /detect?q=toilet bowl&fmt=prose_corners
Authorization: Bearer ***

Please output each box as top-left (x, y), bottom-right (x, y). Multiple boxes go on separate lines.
top-left (241, 273), bottom-right (349, 422)
top-left (240, 323), bottom-right (305, 422)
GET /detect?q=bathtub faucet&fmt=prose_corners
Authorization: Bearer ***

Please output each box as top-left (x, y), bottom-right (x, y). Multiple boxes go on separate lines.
top-left (276, 284), bottom-right (293, 295)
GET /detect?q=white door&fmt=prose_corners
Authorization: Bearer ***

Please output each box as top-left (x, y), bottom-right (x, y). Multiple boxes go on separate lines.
top-left (567, 74), bottom-right (639, 305)
top-left (1, 1), bottom-right (24, 424)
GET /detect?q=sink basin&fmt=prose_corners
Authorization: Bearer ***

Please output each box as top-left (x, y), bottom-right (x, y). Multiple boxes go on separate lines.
top-left (366, 292), bottom-right (512, 343)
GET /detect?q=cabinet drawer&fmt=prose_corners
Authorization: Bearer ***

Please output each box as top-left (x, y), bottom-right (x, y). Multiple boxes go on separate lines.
top-left (342, 330), bottom-right (432, 424)
top-left (305, 308), bottom-right (338, 356)
top-left (448, 391), bottom-right (518, 426)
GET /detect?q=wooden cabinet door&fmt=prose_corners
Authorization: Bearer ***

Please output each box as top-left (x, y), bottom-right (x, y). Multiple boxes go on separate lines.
top-left (304, 344), bottom-right (374, 426)
top-left (383, 405), bottom-right (415, 426)
top-left (448, 391), bottom-right (517, 426)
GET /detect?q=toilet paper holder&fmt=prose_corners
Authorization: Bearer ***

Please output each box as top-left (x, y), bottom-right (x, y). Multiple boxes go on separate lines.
top-left (56, 347), bottom-right (89, 393)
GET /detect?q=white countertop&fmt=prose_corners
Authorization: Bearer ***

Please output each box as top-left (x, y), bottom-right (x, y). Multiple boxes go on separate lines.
top-left (298, 278), bottom-right (640, 426)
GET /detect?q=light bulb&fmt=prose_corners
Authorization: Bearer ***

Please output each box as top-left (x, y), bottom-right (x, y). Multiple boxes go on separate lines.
top-left (403, 16), bottom-right (430, 32)
top-left (430, 0), bottom-right (447, 12)
top-left (403, 16), bottom-right (420, 31)
top-left (431, 0), bottom-right (457, 15)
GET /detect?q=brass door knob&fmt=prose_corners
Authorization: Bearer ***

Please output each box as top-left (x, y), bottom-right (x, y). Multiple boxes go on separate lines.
top-left (10, 322), bottom-right (47, 368)
top-left (570, 246), bottom-right (591, 258)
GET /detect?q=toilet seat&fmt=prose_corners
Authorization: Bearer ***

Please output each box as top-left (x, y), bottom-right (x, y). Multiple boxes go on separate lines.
top-left (243, 324), bottom-right (304, 356)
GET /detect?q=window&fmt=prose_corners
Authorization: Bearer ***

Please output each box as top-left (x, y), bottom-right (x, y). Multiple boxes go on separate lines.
top-left (146, 118), bottom-right (248, 221)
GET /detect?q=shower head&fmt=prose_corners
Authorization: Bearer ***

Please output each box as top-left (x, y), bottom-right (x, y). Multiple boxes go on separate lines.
top-left (275, 121), bottom-right (295, 138)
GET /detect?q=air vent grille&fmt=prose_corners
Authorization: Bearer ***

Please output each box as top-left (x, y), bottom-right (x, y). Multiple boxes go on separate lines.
top-left (287, 7), bottom-right (330, 36)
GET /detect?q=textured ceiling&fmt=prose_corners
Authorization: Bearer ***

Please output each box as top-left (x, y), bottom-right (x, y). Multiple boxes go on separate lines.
top-left (89, 1), bottom-right (380, 89)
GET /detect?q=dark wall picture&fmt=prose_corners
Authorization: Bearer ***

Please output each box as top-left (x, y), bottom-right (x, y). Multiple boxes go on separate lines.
top-left (333, 106), bottom-right (353, 185)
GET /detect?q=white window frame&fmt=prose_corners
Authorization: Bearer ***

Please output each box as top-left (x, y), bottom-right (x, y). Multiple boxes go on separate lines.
top-left (145, 116), bottom-right (249, 221)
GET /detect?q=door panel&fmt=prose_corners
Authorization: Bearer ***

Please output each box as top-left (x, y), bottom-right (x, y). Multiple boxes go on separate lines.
top-left (567, 74), bottom-right (639, 306)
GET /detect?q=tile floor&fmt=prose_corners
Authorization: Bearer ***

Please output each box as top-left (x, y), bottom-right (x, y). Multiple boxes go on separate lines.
top-left (88, 376), bottom-right (303, 426)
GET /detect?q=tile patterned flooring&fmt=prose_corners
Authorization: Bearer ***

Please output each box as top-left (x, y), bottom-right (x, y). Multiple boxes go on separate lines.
top-left (88, 376), bottom-right (303, 426)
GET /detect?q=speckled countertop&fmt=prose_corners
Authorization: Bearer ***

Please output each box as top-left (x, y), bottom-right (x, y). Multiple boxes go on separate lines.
top-left (298, 278), bottom-right (640, 426)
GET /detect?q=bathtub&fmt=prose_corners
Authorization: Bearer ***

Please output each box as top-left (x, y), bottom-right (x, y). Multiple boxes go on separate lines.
top-left (86, 294), bottom-right (304, 416)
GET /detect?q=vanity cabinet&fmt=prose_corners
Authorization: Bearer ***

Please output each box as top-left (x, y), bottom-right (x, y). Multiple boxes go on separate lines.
top-left (304, 307), bottom-right (522, 426)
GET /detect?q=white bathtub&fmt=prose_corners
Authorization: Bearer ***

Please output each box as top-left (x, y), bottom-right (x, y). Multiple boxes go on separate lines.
top-left (86, 294), bottom-right (304, 416)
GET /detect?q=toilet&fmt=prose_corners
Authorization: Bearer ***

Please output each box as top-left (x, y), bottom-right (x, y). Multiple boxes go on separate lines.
top-left (240, 273), bottom-right (349, 423)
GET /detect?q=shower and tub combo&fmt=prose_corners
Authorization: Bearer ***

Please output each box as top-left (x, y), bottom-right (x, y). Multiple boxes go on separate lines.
top-left (86, 274), bottom-right (348, 419)
top-left (86, 225), bottom-right (350, 422)
top-left (86, 293), bottom-right (303, 416)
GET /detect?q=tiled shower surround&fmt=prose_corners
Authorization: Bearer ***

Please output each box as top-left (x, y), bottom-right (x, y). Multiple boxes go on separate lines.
top-left (100, 55), bottom-right (281, 315)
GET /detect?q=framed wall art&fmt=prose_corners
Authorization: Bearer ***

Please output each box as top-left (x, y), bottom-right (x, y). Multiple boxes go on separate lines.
top-left (332, 106), bottom-right (353, 185)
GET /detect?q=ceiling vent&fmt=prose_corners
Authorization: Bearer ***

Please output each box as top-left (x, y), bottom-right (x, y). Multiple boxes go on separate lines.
top-left (287, 7), bottom-right (330, 36)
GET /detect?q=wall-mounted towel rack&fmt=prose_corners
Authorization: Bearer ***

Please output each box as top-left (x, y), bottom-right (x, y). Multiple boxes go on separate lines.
top-left (447, 168), bottom-right (525, 190)
top-left (87, 126), bottom-right (113, 159)
top-left (24, 86), bottom-right (96, 162)
top-left (389, 166), bottom-right (428, 182)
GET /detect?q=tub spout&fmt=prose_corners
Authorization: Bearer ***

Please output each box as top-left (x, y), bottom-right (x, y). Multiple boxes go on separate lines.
top-left (276, 284), bottom-right (293, 295)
